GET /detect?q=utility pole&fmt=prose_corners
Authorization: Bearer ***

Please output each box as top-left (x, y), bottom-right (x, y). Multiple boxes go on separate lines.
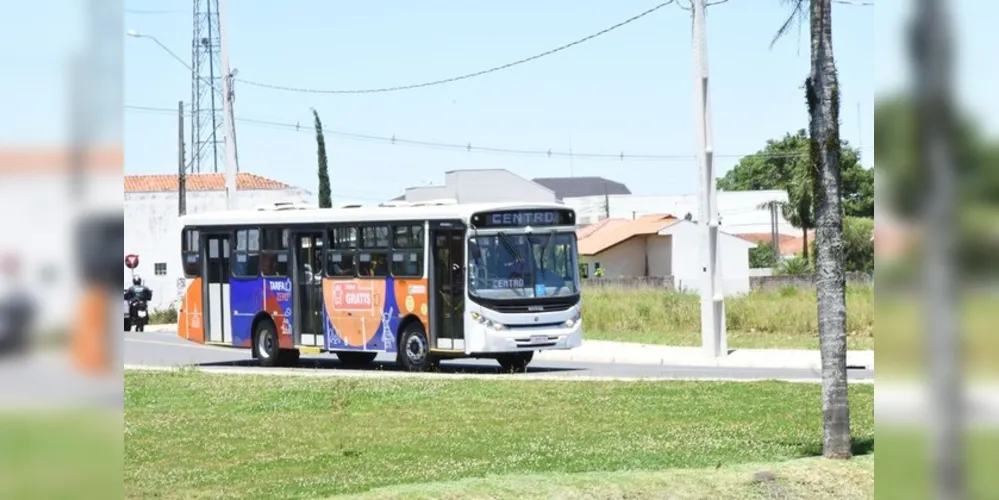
top-left (218, 0), bottom-right (239, 210)
top-left (691, 0), bottom-right (725, 357)
top-left (912, 0), bottom-right (962, 497)
top-left (178, 101), bottom-right (187, 216)
top-left (770, 203), bottom-right (779, 263)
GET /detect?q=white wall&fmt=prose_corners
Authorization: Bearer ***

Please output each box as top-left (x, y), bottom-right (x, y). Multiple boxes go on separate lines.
top-left (645, 235), bottom-right (672, 277)
top-left (579, 237), bottom-right (646, 279)
top-left (664, 221), bottom-right (754, 296)
top-left (123, 187), bottom-right (312, 310)
top-left (0, 173), bottom-right (122, 332)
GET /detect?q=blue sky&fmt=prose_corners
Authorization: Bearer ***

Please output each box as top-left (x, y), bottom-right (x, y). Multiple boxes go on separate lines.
top-left (120, 1), bottom-right (910, 203)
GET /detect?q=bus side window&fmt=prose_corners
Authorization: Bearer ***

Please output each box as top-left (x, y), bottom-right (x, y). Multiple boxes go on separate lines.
top-left (326, 226), bottom-right (357, 277)
top-left (261, 228), bottom-right (289, 277)
top-left (232, 228), bottom-right (260, 277)
top-left (358, 225), bottom-right (389, 277)
top-left (182, 228), bottom-right (201, 277)
top-left (391, 224), bottom-right (424, 278)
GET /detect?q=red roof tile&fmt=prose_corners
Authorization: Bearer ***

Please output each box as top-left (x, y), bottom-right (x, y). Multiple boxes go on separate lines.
top-left (740, 231), bottom-right (815, 256)
top-left (124, 173), bottom-right (294, 192)
top-left (576, 214), bottom-right (677, 256)
top-left (0, 145), bottom-right (122, 174)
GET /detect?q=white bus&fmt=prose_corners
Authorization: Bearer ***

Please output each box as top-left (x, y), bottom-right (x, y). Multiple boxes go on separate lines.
top-left (175, 201), bottom-right (583, 372)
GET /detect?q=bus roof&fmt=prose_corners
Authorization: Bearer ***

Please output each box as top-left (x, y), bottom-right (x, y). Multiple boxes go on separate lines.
top-left (179, 201), bottom-right (573, 227)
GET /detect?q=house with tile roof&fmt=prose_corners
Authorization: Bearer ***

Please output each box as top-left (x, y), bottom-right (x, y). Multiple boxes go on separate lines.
top-left (577, 214), bottom-right (757, 295)
top-left (125, 172), bottom-right (311, 308)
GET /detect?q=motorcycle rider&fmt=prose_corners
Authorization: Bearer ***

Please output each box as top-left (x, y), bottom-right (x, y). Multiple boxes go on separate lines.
top-left (125, 275), bottom-right (152, 319)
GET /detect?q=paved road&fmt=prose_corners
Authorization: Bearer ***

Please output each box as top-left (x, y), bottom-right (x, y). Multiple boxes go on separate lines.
top-left (125, 331), bottom-right (875, 383)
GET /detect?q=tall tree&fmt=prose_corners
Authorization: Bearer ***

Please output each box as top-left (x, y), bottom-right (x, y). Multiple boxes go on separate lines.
top-left (774, 0), bottom-right (852, 459)
top-left (312, 108), bottom-right (332, 208)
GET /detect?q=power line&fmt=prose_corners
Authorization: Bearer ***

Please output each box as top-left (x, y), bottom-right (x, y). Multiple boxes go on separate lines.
top-left (126, 104), bottom-right (870, 162)
top-left (234, 2), bottom-right (676, 95)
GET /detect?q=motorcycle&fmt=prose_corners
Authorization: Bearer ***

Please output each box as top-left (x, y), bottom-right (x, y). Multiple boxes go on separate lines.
top-left (129, 298), bottom-right (149, 333)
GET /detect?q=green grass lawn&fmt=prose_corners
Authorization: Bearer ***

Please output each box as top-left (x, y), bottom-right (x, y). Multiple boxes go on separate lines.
top-left (582, 285), bottom-right (874, 350)
top-left (0, 412), bottom-right (122, 499)
top-left (340, 454), bottom-right (875, 500)
top-left (125, 371), bottom-right (875, 498)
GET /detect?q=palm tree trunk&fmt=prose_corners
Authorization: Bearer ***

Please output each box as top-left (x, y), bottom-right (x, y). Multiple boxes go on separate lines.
top-left (807, 0), bottom-right (851, 459)
top-left (802, 226), bottom-right (809, 262)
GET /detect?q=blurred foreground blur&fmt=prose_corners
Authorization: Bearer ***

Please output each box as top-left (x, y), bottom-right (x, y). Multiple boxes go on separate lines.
top-left (875, 1), bottom-right (998, 498)
top-left (0, 1), bottom-right (122, 497)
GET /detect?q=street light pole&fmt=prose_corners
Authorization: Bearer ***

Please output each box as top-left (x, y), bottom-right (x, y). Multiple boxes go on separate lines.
top-left (217, 0), bottom-right (239, 210)
top-left (691, 0), bottom-right (726, 357)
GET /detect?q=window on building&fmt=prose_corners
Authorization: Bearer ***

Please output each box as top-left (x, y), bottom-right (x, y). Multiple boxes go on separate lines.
top-left (326, 226), bottom-right (357, 277)
top-left (181, 229), bottom-right (200, 277)
top-left (357, 225), bottom-right (389, 277)
top-left (154, 262), bottom-right (167, 276)
top-left (232, 228), bottom-right (261, 277)
top-left (391, 224), bottom-right (424, 277)
top-left (578, 262), bottom-right (589, 279)
top-left (260, 228), bottom-right (289, 277)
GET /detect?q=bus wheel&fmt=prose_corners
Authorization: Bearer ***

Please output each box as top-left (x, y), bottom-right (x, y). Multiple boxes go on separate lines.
top-left (253, 321), bottom-right (280, 367)
top-left (497, 352), bottom-right (534, 373)
top-left (336, 351), bottom-right (377, 367)
top-left (398, 322), bottom-right (434, 372)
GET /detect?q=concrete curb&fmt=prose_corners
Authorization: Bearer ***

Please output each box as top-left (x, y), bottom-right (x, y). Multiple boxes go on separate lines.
top-left (535, 347), bottom-right (875, 371)
top-left (130, 327), bottom-right (875, 372)
top-left (140, 324), bottom-right (175, 333)
top-left (123, 364), bottom-right (875, 384)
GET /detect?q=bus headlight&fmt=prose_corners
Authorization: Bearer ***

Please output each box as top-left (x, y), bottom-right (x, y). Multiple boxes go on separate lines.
top-left (471, 312), bottom-right (506, 330)
top-left (563, 310), bottom-right (581, 328)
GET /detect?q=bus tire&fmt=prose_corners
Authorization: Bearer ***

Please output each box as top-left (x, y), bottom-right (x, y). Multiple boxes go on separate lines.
top-left (397, 322), bottom-right (435, 372)
top-left (336, 351), bottom-right (377, 367)
top-left (253, 320), bottom-right (281, 367)
top-left (497, 352), bottom-right (534, 373)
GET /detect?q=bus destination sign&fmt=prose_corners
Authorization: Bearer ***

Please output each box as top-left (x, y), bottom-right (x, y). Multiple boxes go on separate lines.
top-left (473, 209), bottom-right (574, 228)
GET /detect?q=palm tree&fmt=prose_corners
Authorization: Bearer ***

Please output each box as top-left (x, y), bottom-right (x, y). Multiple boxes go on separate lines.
top-left (757, 164), bottom-right (815, 262)
top-left (773, 0), bottom-right (852, 459)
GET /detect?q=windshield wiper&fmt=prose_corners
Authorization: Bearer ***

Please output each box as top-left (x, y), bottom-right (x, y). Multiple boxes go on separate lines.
top-left (496, 232), bottom-right (523, 263)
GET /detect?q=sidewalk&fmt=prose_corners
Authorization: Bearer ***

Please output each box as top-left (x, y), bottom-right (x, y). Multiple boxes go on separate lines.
top-left (534, 340), bottom-right (875, 371)
top-left (139, 325), bottom-right (874, 371)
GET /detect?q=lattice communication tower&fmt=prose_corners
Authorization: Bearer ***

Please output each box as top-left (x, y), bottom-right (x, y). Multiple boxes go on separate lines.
top-left (190, 0), bottom-right (224, 173)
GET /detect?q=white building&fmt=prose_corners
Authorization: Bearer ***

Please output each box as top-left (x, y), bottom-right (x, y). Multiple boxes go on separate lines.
top-left (563, 190), bottom-right (795, 235)
top-left (578, 214), bottom-right (757, 295)
top-left (392, 169), bottom-right (558, 204)
top-left (124, 172), bottom-right (312, 310)
top-left (392, 170), bottom-right (795, 238)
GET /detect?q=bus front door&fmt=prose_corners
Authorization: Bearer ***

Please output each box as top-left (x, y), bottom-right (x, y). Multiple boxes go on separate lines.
top-left (430, 228), bottom-right (465, 350)
top-left (204, 234), bottom-right (232, 344)
top-left (292, 231), bottom-right (324, 347)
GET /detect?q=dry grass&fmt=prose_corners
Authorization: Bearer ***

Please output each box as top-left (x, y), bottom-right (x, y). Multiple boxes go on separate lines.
top-left (581, 285), bottom-right (874, 350)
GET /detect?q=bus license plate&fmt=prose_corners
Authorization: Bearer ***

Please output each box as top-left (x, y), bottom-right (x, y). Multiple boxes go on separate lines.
top-left (530, 335), bottom-right (546, 344)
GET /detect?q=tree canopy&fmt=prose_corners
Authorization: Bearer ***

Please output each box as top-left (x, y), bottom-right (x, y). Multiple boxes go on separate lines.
top-left (874, 95), bottom-right (999, 216)
top-left (717, 129), bottom-right (874, 218)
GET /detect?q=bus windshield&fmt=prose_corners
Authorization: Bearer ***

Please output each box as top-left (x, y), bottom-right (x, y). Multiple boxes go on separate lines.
top-left (467, 232), bottom-right (580, 300)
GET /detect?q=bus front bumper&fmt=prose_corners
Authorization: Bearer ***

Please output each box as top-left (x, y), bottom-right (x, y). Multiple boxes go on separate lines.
top-left (473, 321), bottom-right (583, 354)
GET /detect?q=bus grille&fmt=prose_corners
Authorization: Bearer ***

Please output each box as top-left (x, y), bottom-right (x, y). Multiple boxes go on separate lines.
top-left (487, 296), bottom-right (578, 314)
